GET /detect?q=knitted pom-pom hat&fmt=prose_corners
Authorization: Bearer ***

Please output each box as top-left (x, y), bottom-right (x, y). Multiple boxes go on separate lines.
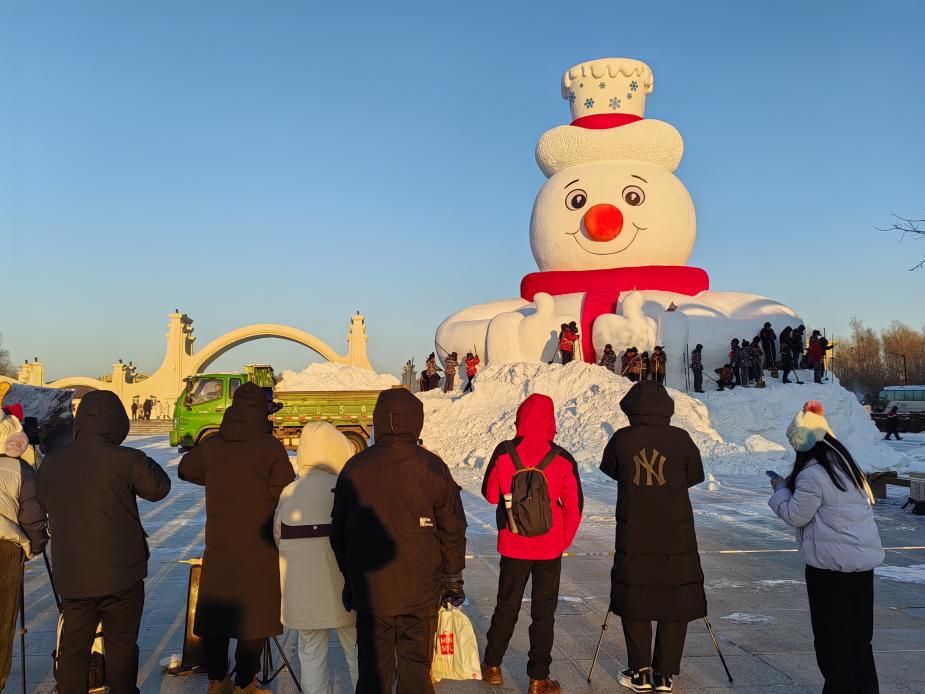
top-left (786, 400), bottom-right (835, 452)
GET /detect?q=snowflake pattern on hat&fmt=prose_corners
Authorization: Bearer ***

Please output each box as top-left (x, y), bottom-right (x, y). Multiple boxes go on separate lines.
top-left (609, 97), bottom-right (621, 110)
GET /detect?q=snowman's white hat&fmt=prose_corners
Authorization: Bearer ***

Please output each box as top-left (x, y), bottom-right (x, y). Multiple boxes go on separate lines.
top-left (535, 58), bottom-right (684, 177)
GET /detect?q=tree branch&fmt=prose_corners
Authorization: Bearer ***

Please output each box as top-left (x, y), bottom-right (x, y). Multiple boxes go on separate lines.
top-left (877, 211), bottom-right (925, 270)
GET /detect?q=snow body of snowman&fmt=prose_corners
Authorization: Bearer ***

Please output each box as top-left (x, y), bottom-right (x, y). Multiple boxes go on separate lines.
top-left (437, 58), bottom-right (801, 383)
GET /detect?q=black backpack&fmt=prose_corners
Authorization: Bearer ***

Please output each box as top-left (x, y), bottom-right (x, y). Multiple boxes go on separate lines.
top-left (502, 441), bottom-right (561, 537)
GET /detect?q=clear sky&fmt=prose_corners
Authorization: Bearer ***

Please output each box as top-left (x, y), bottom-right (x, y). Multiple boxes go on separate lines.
top-left (2, 0), bottom-right (923, 380)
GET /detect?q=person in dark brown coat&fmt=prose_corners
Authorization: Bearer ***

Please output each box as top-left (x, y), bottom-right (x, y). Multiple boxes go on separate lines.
top-left (179, 382), bottom-right (295, 694)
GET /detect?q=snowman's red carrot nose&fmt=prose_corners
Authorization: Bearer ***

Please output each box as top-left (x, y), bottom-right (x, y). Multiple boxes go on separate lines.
top-left (582, 204), bottom-right (623, 242)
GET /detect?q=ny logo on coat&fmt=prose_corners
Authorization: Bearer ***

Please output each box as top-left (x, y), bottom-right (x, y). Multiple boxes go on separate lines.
top-left (632, 448), bottom-right (667, 487)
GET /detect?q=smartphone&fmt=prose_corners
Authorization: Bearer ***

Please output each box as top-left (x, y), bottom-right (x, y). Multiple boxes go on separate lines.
top-left (765, 470), bottom-right (782, 481)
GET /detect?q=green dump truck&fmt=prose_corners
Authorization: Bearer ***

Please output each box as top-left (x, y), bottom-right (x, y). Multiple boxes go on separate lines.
top-left (170, 364), bottom-right (383, 452)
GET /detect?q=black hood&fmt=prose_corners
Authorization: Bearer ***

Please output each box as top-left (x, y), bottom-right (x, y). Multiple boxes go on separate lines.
top-left (372, 388), bottom-right (423, 440)
top-left (619, 380), bottom-right (675, 426)
top-left (219, 382), bottom-right (271, 442)
top-left (74, 390), bottom-right (130, 444)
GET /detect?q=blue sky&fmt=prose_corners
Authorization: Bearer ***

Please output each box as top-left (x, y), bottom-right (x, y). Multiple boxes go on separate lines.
top-left (1, 0), bottom-right (923, 379)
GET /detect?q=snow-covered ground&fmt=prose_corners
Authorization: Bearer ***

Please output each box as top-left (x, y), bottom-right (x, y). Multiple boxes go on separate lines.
top-left (419, 361), bottom-right (919, 475)
top-left (275, 363), bottom-right (399, 391)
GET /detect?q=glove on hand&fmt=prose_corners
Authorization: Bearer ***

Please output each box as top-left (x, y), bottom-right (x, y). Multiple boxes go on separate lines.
top-left (442, 573), bottom-right (465, 608)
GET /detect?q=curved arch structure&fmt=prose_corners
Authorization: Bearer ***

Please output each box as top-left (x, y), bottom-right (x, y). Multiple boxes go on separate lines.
top-left (192, 324), bottom-right (349, 374)
top-left (46, 376), bottom-right (107, 390)
top-left (7, 312), bottom-right (374, 418)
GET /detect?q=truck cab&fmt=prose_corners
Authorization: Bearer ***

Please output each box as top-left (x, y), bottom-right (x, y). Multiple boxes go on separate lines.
top-left (170, 372), bottom-right (249, 449)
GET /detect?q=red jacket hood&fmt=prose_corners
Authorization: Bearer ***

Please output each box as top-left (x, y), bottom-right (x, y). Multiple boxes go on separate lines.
top-left (515, 394), bottom-right (556, 441)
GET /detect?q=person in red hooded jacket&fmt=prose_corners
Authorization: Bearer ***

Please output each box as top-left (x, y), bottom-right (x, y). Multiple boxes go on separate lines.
top-left (480, 394), bottom-right (583, 694)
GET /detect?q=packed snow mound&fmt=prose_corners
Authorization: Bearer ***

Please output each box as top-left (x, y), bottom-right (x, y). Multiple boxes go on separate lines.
top-left (418, 362), bottom-right (912, 476)
top-left (275, 363), bottom-right (399, 392)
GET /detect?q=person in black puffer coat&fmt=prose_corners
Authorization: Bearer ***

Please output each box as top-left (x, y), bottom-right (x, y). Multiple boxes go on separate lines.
top-left (599, 381), bottom-right (706, 693)
top-left (331, 388), bottom-right (467, 694)
top-left (39, 391), bottom-right (171, 694)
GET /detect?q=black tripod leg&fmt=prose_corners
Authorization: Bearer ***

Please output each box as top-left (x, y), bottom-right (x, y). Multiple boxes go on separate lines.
top-left (258, 635), bottom-right (302, 692)
top-left (586, 611), bottom-right (610, 682)
top-left (704, 617), bottom-right (733, 682)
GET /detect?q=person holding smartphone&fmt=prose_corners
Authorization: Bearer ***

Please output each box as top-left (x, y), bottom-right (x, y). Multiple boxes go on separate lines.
top-left (768, 400), bottom-right (883, 694)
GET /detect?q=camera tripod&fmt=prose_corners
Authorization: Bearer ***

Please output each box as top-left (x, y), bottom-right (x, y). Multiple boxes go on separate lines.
top-left (257, 635), bottom-right (302, 692)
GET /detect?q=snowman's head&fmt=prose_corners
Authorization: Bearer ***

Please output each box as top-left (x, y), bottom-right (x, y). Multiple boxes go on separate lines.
top-left (529, 160), bottom-right (696, 272)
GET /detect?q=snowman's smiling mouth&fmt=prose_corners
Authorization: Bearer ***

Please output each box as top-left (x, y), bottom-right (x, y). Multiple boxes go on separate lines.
top-left (567, 223), bottom-right (646, 255)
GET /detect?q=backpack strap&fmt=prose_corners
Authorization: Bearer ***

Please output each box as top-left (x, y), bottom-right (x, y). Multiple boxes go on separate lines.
top-left (503, 440), bottom-right (525, 470)
top-left (536, 444), bottom-right (562, 472)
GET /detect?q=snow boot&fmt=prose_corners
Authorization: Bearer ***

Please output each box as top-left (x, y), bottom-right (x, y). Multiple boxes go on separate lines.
top-left (482, 664), bottom-right (503, 685)
top-left (207, 678), bottom-right (233, 694)
top-left (528, 678), bottom-right (561, 693)
top-left (232, 681), bottom-right (271, 694)
top-left (618, 667), bottom-right (654, 692)
top-left (653, 672), bottom-right (673, 692)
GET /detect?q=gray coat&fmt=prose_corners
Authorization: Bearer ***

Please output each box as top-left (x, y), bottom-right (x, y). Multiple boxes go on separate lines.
top-left (769, 461), bottom-right (884, 572)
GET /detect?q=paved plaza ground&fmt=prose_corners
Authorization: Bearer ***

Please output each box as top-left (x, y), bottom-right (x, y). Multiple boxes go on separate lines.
top-left (11, 435), bottom-right (925, 693)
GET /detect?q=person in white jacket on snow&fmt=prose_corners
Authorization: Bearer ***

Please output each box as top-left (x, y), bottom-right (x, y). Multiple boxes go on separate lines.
top-left (768, 400), bottom-right (883, 694)
top-left (274, 422), bottom-right (359, 693)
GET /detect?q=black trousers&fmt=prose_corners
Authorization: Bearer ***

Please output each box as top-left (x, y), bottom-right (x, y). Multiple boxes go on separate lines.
top-left (805, 565), bottom-right (878, 693)
top-left (762, 341), bottom-right (776, 368)
top-left (464, 374), bottom-right (475, 392)
top-left (484, 556), bottom-right (561, 680)
top-left (57, 580), bottom-right (145, 694)
top-left (621, 619), bottom-right (688, 676)
top-left (356, 610), bottom-right (436, 694)
top-left (692, 369), bottom-right (703, 392)
top-left (561, 351), bottom-right (574, 365)
top-left (203, 635), bottom-right (264, 687)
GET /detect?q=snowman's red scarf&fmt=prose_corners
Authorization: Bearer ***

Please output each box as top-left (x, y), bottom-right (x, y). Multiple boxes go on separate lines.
top-left (520, 266), bottom-right (710, 362)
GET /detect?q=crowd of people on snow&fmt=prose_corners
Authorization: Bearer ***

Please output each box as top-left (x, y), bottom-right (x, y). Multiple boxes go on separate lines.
top-left (0, 367), bottom-right (886, 694)
top-left (418, 320), bottom-right (834, 401)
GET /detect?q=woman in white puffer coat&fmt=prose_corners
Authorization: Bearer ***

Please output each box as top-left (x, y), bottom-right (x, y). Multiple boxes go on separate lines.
top-left (274, 423), bottom-right (359, 693)
top-left (768, 400), bottom-right (883, 694)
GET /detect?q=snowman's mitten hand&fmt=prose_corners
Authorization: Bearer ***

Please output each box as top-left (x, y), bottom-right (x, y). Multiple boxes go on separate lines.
top-left (487, 292), bottom-right (557, 363)
top-left (592, 296), bottom-right (657, 356)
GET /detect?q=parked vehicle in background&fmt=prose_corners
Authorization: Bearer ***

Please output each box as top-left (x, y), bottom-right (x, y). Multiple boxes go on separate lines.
top-left (170, 364), bottom-right (385, 452)
top-left (876, 386), bottom-right (925, 414)
top-left (872, 385), bottom-right (925, 434)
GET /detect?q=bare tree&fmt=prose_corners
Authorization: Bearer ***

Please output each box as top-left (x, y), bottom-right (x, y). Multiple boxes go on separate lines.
top-left (0, 333), bottom-right (15, 378)
top-left (877, 213), bottom-right (925, 270)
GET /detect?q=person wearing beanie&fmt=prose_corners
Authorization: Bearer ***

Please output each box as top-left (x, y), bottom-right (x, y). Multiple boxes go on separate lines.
top-left (274, 423), bottom-right (359, 693)
top-left (39, 391), bottom-right (170, 694)
top-left (884, 406), bottom-right (902, 441)
top-left (600, 381), bottom-right (706, 693)
top-left (0, 413), bottom-right (47, 691)
top-left (331, 388), bottom-right (467, 694)
top-left (179, 382), bottom-right (295, 694)
top-left (768, 400), bottom-right (883, 693)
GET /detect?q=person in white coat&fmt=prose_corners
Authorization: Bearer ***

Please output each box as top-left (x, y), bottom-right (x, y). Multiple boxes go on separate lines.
top-left (768, 400), bottom-right (883, 694)
top-left (274, 423), bottom-right (359, 693)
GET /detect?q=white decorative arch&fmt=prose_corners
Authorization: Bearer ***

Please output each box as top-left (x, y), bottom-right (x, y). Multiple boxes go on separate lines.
top-left (46, 376), bottom-right (107, 390)
top-left (191, 323), bottom-right (356, 374)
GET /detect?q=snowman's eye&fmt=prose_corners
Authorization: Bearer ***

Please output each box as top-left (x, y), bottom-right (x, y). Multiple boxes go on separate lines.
top-left (565, 189), bottom-right (588, 210)
top-left (622, 185), bottom-right (645, 206)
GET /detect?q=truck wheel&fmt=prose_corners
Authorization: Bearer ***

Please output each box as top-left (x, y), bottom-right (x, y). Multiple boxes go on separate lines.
top-left (343, 431), bottom-right (368, 454)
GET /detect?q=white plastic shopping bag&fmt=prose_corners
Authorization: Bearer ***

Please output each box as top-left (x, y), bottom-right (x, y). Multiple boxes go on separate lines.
top-left (431, 605), bottom-right (482, 681)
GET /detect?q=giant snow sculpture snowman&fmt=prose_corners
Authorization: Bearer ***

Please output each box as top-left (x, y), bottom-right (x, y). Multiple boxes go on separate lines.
top-left (437, 58), bottom-right (800, 380)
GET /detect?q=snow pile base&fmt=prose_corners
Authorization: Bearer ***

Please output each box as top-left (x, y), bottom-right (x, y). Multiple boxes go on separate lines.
top-left (275, 363), bottom-right (399, 392)
top-left (418, 362), bottom-right (912, 475)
